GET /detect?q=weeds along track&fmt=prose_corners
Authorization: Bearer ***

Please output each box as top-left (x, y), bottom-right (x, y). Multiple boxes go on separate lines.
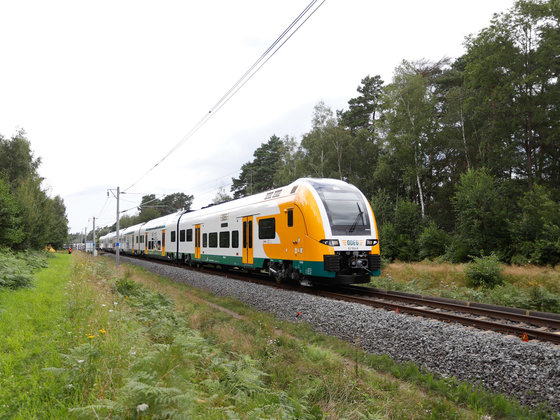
top-left (102, 252), bottom-right (560, 345)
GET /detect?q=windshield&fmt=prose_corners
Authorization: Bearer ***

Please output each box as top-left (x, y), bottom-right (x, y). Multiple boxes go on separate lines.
top-left (309, 180), bottom-right (371, 236)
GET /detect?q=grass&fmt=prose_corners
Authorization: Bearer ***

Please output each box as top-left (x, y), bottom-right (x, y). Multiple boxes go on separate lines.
top-left (369, 260), bottom-right (560, 313)
top-left (0, 252), bottom-right (556, 418)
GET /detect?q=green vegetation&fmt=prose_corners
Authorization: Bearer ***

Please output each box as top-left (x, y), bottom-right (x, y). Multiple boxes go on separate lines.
top-left (0, 248), bottom-right (48, 289)
top-left (370, 261), bottom-right (560, 313)
top-left (3, 253), bottom-right (555, 418)
top-left (0, 130), bottom-right (68, 250)
top-left (464, 255), bottom-right (504, 288)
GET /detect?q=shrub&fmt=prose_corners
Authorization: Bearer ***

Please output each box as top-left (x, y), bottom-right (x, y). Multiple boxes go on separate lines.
top-left (418, 222), bottom-right (451, 260)
top-left (444, 237), bottom-right (470, 263)
top-left (464, 254), bottom-right (503, 288)
top-left (531, 224), bottom-right (560, 266)
top-left (528, 286), bottom-right (560, 313)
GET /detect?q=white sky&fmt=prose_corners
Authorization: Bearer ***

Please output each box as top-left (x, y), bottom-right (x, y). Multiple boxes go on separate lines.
top-left (0, 0), bottom-right (515, 234)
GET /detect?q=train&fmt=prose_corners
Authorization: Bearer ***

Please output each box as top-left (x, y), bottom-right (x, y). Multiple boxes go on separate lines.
top-left (99, 178), bottom-right (381, 285)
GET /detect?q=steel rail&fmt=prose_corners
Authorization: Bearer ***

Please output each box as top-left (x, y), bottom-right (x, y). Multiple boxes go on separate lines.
top-left (312, 289), bottom-right (560, 345)
top-left (340, 286), bottom-right (560, 330)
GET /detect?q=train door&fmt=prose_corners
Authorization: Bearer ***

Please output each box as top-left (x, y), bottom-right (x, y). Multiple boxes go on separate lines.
top-left (195, 225), bottom-right (201, 259)
top-left (162, 230), bottom-right (166, 256)
top-left (242, 216), bottom-right (253, 265)
top-left (145, 233), bottom-right (148, 254)
top-left (132, 235), bottom-right (135, 254)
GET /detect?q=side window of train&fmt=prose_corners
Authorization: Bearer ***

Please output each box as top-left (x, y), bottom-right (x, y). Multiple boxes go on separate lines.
top-left (209, 232), bottom-right (218, 248)
top-left (186, 229), bottom-right (193, 242)
top-left (232, 230), bottom-right (239, 248)
top-left (171, 231), bottom-right (176, 242)
top-left (219, 231), bottom-right (230, 248)
top-left (180, 229), bottom-right (185, 242)
top-left (287, 208), bottom-right (293, 227)
top-left (258, 218), bottom-right (276, 239)
top-left (203, 233), bottom-right (207, 248)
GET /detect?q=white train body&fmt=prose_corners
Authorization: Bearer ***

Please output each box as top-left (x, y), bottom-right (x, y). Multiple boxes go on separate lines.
top-left (99, 178), bottom-right (381, 284)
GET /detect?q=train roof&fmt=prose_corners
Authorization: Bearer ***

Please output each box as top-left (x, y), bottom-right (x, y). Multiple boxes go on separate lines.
top-left (98, 178), bottom-right (364, 236)
top-left (141, 210), bottom-right (184, 231)
top-left (121, 222), bottom-right (146, 235)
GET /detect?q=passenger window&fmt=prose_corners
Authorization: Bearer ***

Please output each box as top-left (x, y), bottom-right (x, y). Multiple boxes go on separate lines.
top-left (258, 218), bottom-right (276, 239)
top-left (209, 232), bottom-right (218, 248)
top-left (287, 208), bottom-right (293, 227)
top-left (219, 231), bottom-right (230, 248)
top-left (203, 233), bottom-right (207, 248)
top-left (186, 229), bottom-right (193, 242)
top-left (232, 230), bottom-right (239, 248)
top-left (180, 229), bottom-right (185, 242)
top-left (171, 231), bottom-right (176, 242)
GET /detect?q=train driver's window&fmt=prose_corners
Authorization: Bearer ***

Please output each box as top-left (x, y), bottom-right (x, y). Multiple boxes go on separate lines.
top-left (287, 208), bottom-right (293, 227)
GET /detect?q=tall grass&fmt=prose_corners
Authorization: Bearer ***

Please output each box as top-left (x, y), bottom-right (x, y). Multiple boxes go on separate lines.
top-left (370, 261), bottom-right (560, 313)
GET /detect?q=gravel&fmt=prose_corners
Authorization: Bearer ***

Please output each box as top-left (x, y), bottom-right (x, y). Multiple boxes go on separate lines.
top-left (116, 255), bottom-right (560, 413)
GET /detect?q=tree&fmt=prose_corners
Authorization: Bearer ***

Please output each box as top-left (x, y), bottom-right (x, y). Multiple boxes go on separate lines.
top-left (0, 129), bottom-right (41, 189)
top-left (13, 177), bottom-right (50, 249)
top-left (0, 178), bottom-right (24, 247)
top-left (510, 184), bottom-right (560, 264)
top-left (46, 195), bottom-right (69, 249)
top-left (212, 187), bottom-right (232, 204)
top-left (460, 1), bottom-right (560, 190)
top-left (118, 214), bottom-right (140, 229)
top-left (160, 193), bottom-right (193, 213)
top-left (338, 75), bottom-right (384, 134)
top-left (337, 76), bottom-right (386, 198)
top-left (274, 135), bottom-right (305, 186)
top-left (452, 168), bottom-right (509, 258)
top-left (136, 192), bottom-right (193, 223)
top-left (299, 102), bottom-right (355, 181)
top-left (381, 59), bottom-right (448, 220)
top-left (0, 130), bottom-right (69, 250)
top-left (231, 135), bottom-right (284, 198)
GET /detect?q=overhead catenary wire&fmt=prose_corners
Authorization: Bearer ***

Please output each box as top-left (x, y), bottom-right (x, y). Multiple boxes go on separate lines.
top-left (124, 0), bottom-right (326, 193)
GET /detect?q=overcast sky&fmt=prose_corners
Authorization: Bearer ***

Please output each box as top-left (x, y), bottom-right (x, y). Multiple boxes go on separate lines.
top-left (0, 0), bottom-right (516, 234)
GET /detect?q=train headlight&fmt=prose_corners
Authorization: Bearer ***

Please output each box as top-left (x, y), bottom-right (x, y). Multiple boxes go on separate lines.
top-left (366, 239), bottom-right (378, 246)
top-left (320, 239), bottom-right (340, 247)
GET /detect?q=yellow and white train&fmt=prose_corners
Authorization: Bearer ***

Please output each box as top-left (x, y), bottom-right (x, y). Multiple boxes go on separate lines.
top-left (99, 178), bottom-right (381, 284)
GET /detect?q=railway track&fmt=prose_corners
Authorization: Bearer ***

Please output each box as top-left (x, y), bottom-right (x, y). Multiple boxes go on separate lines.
top-left (310, 285), bottom-right (560, 345)
top-left (103, 252), bottom-right (560, 344)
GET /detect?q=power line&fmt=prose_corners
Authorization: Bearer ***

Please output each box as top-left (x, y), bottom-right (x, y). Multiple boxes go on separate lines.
top-left (124, 0), bottom-right (326, 192)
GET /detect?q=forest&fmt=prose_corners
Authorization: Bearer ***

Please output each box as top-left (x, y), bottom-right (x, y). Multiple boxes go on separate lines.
top-left (0, 130), bottom-right (68, 250)
top-left (229, 0), bottom-right (560, 265)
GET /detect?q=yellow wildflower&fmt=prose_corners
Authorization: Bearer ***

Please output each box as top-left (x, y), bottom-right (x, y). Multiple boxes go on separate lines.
top-left (99, 328), bottom-right (107, 334)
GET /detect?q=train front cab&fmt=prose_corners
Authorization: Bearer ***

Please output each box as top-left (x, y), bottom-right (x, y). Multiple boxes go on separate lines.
top-left (263, 179), bottom-right (381, 285)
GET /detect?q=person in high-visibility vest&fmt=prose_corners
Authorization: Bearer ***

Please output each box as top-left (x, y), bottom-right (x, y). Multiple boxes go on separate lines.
top-left (68, 247), bottom-right (72, 254)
